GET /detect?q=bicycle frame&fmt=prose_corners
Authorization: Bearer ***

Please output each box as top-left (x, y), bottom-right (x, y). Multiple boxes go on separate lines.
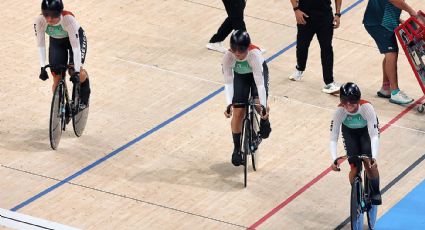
top-left (242, 98), bottom-right (262, 152)
top-left (233, 97), bottom-right (265, 187)
top-left (334, 155), bottom-right (377, 230)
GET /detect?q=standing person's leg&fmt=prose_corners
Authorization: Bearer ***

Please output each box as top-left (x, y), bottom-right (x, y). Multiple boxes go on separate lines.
top-left (228, 0), bottom-right (246, 31)
top-left (385, 51), bottom-right (414, 104)
top-left (317, 17), bottom-right (339, 94)
top-left (316, 17), bottom-right (335, 85)
top-left (289, 22), bottom-right (315, 81)
top-left (365, 25), bottom-right (413, 104)
top-left (209, 18), bottom-right (232, 44)
top-left (207, 0), bottom-right (233, 52)
top-left (209, 0), bottom-right (233, 43)
top-left (383, 52), bottom-right (399, 91)
top-left (377, 58), bottom-right (391, 98)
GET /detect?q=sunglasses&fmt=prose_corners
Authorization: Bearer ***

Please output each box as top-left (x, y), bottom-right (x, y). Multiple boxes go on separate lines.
top-left (42, 11), bottom-right (61, 18)
top-left (341, 100), bottom-right (358, 106)
top-left (230, 45), bottom-right (248, 53)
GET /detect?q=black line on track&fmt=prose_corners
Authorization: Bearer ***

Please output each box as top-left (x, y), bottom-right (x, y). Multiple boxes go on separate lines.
top-left (1, 164), bottom-right (247, 229)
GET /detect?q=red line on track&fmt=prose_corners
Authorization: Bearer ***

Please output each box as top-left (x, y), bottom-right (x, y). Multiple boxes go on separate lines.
top-left (248, 96), bottom-right (425, 230)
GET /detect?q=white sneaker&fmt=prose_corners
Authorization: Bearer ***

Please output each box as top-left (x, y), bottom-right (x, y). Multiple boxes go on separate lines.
top-left (289, 69), bottom-right (304, 81)
top-left (322, 82), bottom-right (340, 94)
top-left (377, 88), bottom-right (391, 98)
top-left (389, 90), bottom-right (414, 104)
top-left (206, 42), bottom-right (226, 53)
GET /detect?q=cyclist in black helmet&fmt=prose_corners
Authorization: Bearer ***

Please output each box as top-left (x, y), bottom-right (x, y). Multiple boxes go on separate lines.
top-left (223, 30), bottom-right (271, 166)
top-left (330, 82), bottom-right (382, 205)
top-left (35, 0), bottom-right (90, 107)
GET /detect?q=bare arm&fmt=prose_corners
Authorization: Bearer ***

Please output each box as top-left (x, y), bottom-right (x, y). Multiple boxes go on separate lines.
top-left (333, 0), bottom-right (342, 28)
top-left (290, 0), bottom-right (308, 24)
top-left (389, 0), bottom-right (416, 16)
top-left (334, 0), bottom-right (342, 14)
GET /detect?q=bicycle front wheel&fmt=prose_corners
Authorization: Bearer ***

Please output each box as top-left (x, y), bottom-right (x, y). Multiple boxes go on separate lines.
top-left (251, 113), bottom-right (260, 171)
top-left (49, 83), bottom-right (64, 150)
top-left (72, 83), bottom-right (89, 137)
top-left (242, 119), bottom-right (250, 188)
top-left (350, 178), bottom-right (363, 230)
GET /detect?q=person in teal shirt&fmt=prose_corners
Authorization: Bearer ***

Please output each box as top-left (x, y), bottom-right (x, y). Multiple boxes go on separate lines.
top-left (363, 0), bottom-right (418, 104)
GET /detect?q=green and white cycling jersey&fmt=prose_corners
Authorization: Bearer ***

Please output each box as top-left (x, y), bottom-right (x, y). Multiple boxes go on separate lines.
top-left (329, 100), bottom-right (380, 160)
top-left (222, 45), bottom-right (267, 107)
top-left (34, 11), bottom-right (83, 71)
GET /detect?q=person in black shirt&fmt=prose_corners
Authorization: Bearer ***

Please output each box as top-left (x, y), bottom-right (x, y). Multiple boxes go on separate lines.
top-left (289, 0), bottom-right (342, 94)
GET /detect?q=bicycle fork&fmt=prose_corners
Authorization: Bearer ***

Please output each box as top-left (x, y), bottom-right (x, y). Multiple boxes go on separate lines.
top-left (248, 110), bottom-right (261, 152)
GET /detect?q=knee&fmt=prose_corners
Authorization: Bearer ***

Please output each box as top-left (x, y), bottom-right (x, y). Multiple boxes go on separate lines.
top-left (232, 108), bottom-right (245, 120)
top-left (80, 69), bottom-right (88, 81)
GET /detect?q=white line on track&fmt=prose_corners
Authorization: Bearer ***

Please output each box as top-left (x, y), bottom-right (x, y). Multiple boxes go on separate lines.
top-left (112, 56), bottom-right (223, 85)
top-left (112, 57), bottom-right (425, 135)
top-left (0, 208), bottom-right (79, 230)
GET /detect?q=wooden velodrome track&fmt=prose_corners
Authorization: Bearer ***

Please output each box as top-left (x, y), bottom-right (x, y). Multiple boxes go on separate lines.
top-left (1, 0), bottom-right (424, 229)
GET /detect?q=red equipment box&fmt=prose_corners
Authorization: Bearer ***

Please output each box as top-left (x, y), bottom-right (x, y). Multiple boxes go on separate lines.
top-left (395, 11), bottom-right (425, 112)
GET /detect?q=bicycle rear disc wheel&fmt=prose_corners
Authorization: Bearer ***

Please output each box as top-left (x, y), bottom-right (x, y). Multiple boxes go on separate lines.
top-left (72, 83), bottom-right (89, 137)
top-left (350, 179), bottom-right (362, 230)
top-left (366, 205), bottom-right (377, 230)
top-left (364, 173), bottom-right (377, 229)
top-left (49, 84), bottom-right (63, 150)
top-left (252, 148), bottom-right (258, 171)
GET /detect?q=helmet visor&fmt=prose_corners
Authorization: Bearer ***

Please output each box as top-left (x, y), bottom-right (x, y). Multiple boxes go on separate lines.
top-left (340, 97), bottom-right (359, 105)
top-left (42, 10), bottom-right (61, 18)
top-left (230, 44), bottom-right (248, 53)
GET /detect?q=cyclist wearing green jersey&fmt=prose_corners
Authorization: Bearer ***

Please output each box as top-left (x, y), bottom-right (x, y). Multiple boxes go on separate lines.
top-left (223, 30), bottom-right (271, 166)
top-left (330, 82), bottom-right (382, 205)
top-left (34, 0), bottom-right (90, 107)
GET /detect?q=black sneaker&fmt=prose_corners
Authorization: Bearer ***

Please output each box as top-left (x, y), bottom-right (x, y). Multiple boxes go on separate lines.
top-left (231, 149), bottom-right (242, 166)
top-left (371, 193), bottom-right (382, 205)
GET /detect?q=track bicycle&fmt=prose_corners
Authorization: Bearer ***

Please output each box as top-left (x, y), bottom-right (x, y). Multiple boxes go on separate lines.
top-left (334, 155), bottom-right (378, 230)
top-left (45, 64), bottom-right (89, 150)
top-left (231, 97), bottom-right (266, 187)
